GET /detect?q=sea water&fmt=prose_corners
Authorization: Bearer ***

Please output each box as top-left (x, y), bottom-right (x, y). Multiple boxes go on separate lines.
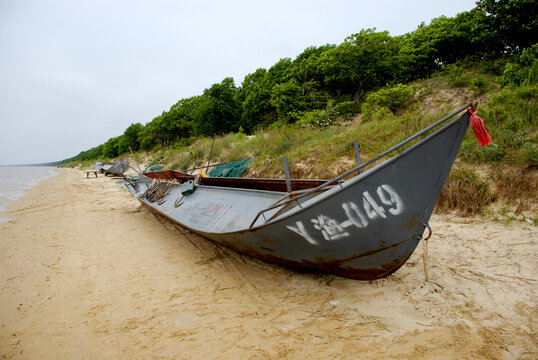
top-left (0, 166), bottom-right (57, 222)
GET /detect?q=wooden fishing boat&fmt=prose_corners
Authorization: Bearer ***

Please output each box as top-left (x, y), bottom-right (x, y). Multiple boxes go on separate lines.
top-left (125, 104), bottom-right (473, 279)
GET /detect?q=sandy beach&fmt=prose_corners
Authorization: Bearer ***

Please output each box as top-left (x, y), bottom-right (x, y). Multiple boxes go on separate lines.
top-left (0, 169), bottom-right (536, 359)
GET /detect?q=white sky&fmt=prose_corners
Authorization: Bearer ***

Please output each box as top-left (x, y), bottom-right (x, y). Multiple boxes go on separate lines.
top-left (0, 0), bottom-right (478, 165)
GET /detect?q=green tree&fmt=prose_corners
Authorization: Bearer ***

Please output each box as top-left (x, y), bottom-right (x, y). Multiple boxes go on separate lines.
top-left (158, 109), bottom-right (193, 146)
top-left (194, 77), bottom-right (241, 136)
top-left (73, 144), bottom-right (103, 161)
top-left (239, 57), bottom-right (312, 131)
top-left (291, 45), bottom-right (334, 97)
top-left (239, 68), bottom-right (276, 132)
top-left (317, 29), bottom-right (400, 108)
top-left (118, 122), bottom-right (144, 153)
top-left (398, 14), bottom-right (477, 81)
top-left (266, 58), bottom-right (294, 85)
top-left (138, 121), bottom-right (159, 150)
top-left (477, 0), bottom-right (538, 54)
top-left (102, 136), bottom-right (122, 158)
top-left (270, 80), bottom-right (303, 123)
top-left (291, 45), bottom-right (334, 111)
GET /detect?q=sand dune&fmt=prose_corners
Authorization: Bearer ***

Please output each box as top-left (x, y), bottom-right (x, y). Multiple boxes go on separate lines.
top-left (1, 169), bottom-right (536, 359)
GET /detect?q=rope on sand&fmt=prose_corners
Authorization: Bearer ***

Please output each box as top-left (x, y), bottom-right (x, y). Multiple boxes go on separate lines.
top-left (422, 223), bottom-right (432, 282)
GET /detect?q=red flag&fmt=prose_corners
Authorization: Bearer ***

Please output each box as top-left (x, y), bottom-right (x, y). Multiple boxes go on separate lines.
top-left (467, 107), bottom-right (492, 147)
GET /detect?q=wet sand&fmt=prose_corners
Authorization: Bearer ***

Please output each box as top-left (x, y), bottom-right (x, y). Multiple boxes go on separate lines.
top-left (1, 169), bottom-right (536, 359)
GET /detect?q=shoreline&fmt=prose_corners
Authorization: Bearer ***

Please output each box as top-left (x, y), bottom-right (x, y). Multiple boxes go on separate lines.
top-left (0, 169), bottom-right (536, 359)
top-left (0, 166), bottom-right (57, 222)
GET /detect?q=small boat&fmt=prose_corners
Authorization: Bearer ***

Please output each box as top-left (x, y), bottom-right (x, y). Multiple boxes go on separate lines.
top-left (100, 159), bottom-right (129, 176)
top-left (125, 104), bottom-right (473, 279)
top-left (94, 161), bottom-right (109, 173)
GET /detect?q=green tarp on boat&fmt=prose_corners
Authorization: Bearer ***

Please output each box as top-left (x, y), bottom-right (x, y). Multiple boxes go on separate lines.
top-left (209, 158), bottom-right (251, 178)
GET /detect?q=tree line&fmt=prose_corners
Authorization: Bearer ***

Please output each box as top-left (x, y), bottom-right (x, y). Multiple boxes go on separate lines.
top-left (69, 0), bottom-right (537, 162)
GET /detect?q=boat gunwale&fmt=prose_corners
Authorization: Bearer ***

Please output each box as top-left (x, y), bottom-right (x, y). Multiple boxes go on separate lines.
top-left (145, 170), bottom-right (336, 192)
top-left (187, 183), bottom-right (289, 196)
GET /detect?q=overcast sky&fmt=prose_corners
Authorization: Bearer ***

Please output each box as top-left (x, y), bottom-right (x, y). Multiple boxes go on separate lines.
top-left (0, 0), bottom-right (478, 165)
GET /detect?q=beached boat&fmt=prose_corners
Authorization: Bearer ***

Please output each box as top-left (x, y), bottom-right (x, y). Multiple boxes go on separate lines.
top-left (94, 161), bottom-right (107, 171)
top-left (125, 104), bottom-right (474, 279)
top-left (101, 159), bottom-right (129, 176)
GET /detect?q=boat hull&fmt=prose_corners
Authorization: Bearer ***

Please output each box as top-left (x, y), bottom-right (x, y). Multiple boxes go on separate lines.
top-left (105, 160), bottom-right (128, 176)
top-left (126, 110), bottom-right (470, 279)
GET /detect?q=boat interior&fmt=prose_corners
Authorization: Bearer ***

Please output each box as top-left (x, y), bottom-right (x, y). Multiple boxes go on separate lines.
top-left (142, 170), bottom-right (332, 192)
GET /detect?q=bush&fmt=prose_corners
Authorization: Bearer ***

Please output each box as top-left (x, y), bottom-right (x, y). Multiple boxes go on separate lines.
top-left (361, 84), bottom-right (415, 121)
top-left (443, 64), bottom-right (471, 88)
top-left (189, 146), bottom-right (205, 161)
top-left (482, 58), bottom-right (509, 76)
top-left (275, 139), bottom-right (294, 154)
top-left (362, 105), bottom-right (395, 122)
top-left (364, 84), bottom-right (415, 111)
top-left (500, 62), bottom-right (529, 87)
top-left (479, 144), bottom-right (506, 161)
top-left (296, 109), bottom-right (325, 127)
top-left (500, 44), bottom-right (538, 87)
top-left (173, 137), bottom-right (193, 149)
top-left (521, 143), bottom-right (538, 168)
top-left (296, 100), bottom-right (354, 128)
top-left (471, 76), bottom-right (490, 96)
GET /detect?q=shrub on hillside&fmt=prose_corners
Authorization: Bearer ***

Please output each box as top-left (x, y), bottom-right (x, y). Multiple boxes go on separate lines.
top-left (500, 44), bottom-right (538, 87)
top-left (471, 76), bottom-right (491, 96)
top-left (296, 100), bottom-right (354, 128)
top-left (361, 84), bottom-right (415, 121)
top-left (521, 143), bottom-right (538, 168)
top-left (173, 137), bottom-right (193, 150)
top-left (441, 64), bottom-right (471, 88)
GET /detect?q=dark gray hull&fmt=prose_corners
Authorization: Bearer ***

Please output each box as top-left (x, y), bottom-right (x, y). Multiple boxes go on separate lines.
top-left (104, 159), bottom-right (128, 176)
top-left (126, 106), bottom-right (471, 279)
